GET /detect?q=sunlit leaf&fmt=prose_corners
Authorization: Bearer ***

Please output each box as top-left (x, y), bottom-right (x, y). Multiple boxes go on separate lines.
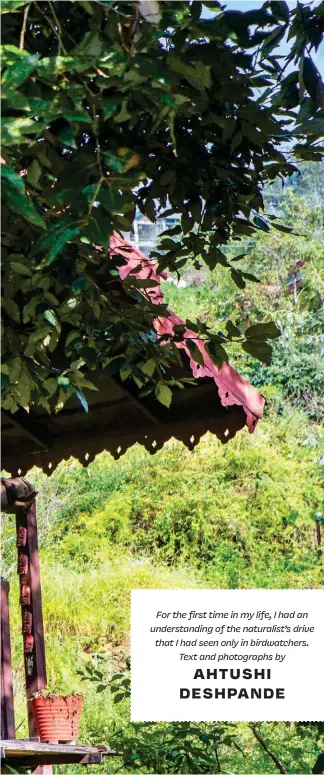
top-left (155, 382), bottom-right (172, 408)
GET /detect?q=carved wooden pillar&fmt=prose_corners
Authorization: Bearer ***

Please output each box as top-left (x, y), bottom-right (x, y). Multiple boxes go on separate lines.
top-left (16, 500), bottom-right (47, 735)
top-left (1, 577), bottom-right (15, 739)
top-left (2, 478), bottom-right (50, 773)
top-left (1, 478), bottom-right (47, 735)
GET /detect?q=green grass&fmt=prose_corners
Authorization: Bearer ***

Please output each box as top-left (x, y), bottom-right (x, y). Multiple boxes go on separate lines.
top-left (9, 554), bottom-right (200, 738)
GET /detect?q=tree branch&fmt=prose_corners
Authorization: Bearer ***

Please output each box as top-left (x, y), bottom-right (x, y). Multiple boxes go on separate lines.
top-left (19, 3), bottom-right (30, 50)
top-left (251, 725), bottom-right (287, 774)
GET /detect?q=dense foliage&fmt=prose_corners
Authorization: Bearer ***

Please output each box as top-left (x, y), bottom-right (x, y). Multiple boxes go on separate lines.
top-left (164, 166), bottom-right (324, 421)
top-left (1, 0), bottom-right (324, 413)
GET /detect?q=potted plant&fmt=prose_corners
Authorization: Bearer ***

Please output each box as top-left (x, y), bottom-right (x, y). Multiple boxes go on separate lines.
top-left (30, 691), bottom-right (83, 744)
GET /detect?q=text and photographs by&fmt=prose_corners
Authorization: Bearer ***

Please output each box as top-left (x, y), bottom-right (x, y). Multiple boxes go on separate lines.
top-left (131, 589), bottom-right (323, 722)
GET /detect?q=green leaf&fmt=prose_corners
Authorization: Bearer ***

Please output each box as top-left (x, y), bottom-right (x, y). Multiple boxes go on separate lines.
top-left (141, 358), bottom-right (155, 377)
top-left (1, 116), bottom-right (45, 144)
top-left (26, 159), bottom-right (41, 187)
top-left (58, 127), bottom-right (77, 149)
top-left (65, 330), bottom-right (80, 348)
top-left (160, 238), bottom-right (178, 251)
top-left (181, 213), bottom-right (194, 235)
top-left (114, 101), bottom-right (132, 123)
top-left (70, 358), bottom-right (86, 371)
top-left (4, 765), bottom-right (21, 775)
top-left (302, 58), bottom-right (322, 104)
top-left (131, 278), bottom-right (159, 289)
top-left (113, 692), bottom-right (125, 703)
top-left (230, 269), bottom-right (246, 289)
top-left (206, 341), bottom-right (228, 367)
top-left (81, 211), bottom-right (112, 249)
top-left (140, 198), bottom-right (155, 222)
top-left (60, 297), bottom-right (78, 315)
top-left (242, 272), bottom-right (260, 283)
top-left (1, 165), bottom-right (46, 230)
top-left (99, 188), bottom-right (126, 213)
top-left (9, 357), bottom-right (22, 382)
top-left (120, 362), bottom-right (132, 382)
top-left (187, 339), bottom-right (205, 366)
top-left (93, 670), bottom-right (104, 679)
top-left (48, 226), bottom-right (81, 264)
top-left (45, 292), bottom-right (59, 307)
top-left (270, 1), bottom-right (289, 23)
top-left (0, 1), bottom-right (29, 14)
top-left (294, 117), bottom-right (324, 136)
top-left (231, 130), bottom-right (243, 152)
top-left (71, 277), bottom-right (86, 294)
top-left (271, 222), bottom-right (294, 234)
top-left (43, 378), bottom-right (58, 395)
top-left (103, 151), bottom-right (124, 173)
top-left (253, 215), bottom-right (270, 232)
top-left (3, 186), bottom-right (46, 229)
top-left (28, 326), bottom-right (51, 344)
top-left (226, 321), bottom-right (241, 339)
top-left (242, 339), bottom-right (273, 365)
top-left (76, 388), bottom-right (89, 412)
top-left (245, 322), bottom-right (281, 340)
top-left (230, 253), bottom-right (247, 262)
top-left (1, 164), bottom-right (25, 194)
top-left (58, 375), bottom-right (71, 388)
top-left (2, 298), bottom-right (20, 323)
top-left (44, 309), bottom-right (58, 328)
top-left (155, 382), bottom-right (172, 408)
top-left (261, 25), bottom-right (287, 57)
top-left (102, 97), bottom-right (122, 119)
top-left (79, 1), bottom-right (94, 14)
top-left (71, 30), bottom-right (103, 58)
top-left (2, 54), bottom-right (39, 91)
top-left (10, 261), bottom-right (32, 276)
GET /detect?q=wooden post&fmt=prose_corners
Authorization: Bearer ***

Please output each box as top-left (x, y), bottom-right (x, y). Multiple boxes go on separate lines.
top-left (16, 499), bottom-right (52, 774)
top-left (316, 519), bottom-right (322, 558)
top-left (16, 500), bottom-right (47, 735)
top-left (1, 578), bottom-right (15, 739)
top-left (2, 480), bottom-right (50, 773)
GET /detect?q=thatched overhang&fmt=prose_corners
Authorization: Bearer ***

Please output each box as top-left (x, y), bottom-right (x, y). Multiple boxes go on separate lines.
top-left (2, 235), bottom-right (265, 477)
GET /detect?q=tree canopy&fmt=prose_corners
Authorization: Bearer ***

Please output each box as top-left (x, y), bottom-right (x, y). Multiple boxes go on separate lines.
top-left (1, 0), bottom-right (324, 414)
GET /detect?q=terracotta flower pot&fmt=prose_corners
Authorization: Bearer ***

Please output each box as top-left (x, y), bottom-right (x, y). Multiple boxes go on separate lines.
top-left (31, 695), bottom-right (83, 744)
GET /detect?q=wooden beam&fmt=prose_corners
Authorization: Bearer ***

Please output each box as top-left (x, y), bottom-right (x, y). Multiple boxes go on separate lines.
top-left (0, 739), bottom-right (118, 771)
top-left (2, 408), bottom-right (51, 450)
top-left (111, 378), bottom-right (162, 426)
top-left (1, 739), bottom-right (116, 755)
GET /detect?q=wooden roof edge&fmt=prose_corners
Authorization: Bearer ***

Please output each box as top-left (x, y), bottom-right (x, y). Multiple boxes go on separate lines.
top-left (2, 409), bottom-right (248, 478)
top-left (110, 233), bottom-right (265, 432)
